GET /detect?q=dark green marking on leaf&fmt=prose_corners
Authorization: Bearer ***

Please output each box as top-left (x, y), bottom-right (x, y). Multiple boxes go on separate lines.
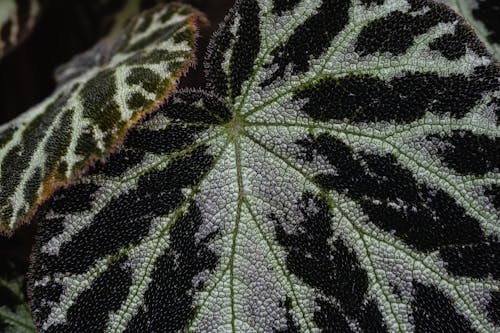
top-left (57, 161), bottom-right (68, 179)
top-left (137, 13), bottom-right (153, 33)
top-left (440, 0), bottom-right (499, 60)
top-left (0, 127), bottom-right (16, 149)
top-left (0, 146), bottom-right (23, 213)
top-left (173, 27), bottom-right (195, 45)
top-left (23, 167), bottom-right (43, 218)
top-left (126, 67), bottom-right (162, 94)
top-left (81, 69), bottom-right (121, 134)
top-left (30, 280), bottom-right (63, 329)
top-left (75, 130), bottom-right (101, 158)
top-left (124, 49), bottom-right (192, 66)
top-left (43, 110), bottom-right (74, 180)
top-left (162, 90), bottom-right (232, 125)
top-left (160, 5), bottom-right (177, 23)
top-left (0, 91), bottom-right (67, 218)
top-left (127, 92), bottom-right (152, 110)
top-left (124, 21), bottom-right (188, 53)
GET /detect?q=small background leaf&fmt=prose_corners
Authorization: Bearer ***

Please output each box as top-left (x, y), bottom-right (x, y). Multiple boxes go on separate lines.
top-left (0, 262), bottom-right (35, 333)
top-left (0, 295), bottom-right (35, 333)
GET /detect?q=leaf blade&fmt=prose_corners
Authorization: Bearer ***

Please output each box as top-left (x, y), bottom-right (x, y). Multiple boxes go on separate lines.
top-left (0, 277), bottom-right (35, 333)
top-left (29, 0), bottom-right (500, 332)
top-left (0, 3), bottom-right (203, 232)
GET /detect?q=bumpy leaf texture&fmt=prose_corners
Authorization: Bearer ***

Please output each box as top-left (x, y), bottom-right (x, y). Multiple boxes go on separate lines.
top-left (0, 3), bottom-right (202, 232)
top-left (442, 0), bottom-right (500, 60)
top-left (0, 0), bottom-right (40, 60)
top-left (30, 0), bottom-right (500, 332)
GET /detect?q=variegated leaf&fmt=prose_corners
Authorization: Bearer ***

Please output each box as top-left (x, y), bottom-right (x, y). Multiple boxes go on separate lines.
top-left (441, 0), bottom-right (500, 60)
top-left (0, 0), bottom-right (40, 60)
top-left (0, 3), bottom-right (203, 232)
top-left (29, 0), bottom-right (500, 332)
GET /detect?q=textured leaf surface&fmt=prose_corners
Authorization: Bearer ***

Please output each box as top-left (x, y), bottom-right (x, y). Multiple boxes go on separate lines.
top-left (0, 3), bottom-right (202, 232)
top-left (0, 0), bottom-right (39, 60)
top-left (0, 277), bottom-right (35, 333)
top-left (442, 0), bottom-right (500, 60)
top-left (30, 0), bottom-right (500, 332)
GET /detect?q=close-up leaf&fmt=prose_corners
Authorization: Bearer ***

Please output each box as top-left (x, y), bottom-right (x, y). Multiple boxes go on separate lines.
top-left (0, 0), bottom-right (40, 60)
top-left (28, 0), bottom-right (499, 332)
top-left (441, 0), bottom-right (500, 61)
top-left (0, 3), bottom-right (203, 233)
